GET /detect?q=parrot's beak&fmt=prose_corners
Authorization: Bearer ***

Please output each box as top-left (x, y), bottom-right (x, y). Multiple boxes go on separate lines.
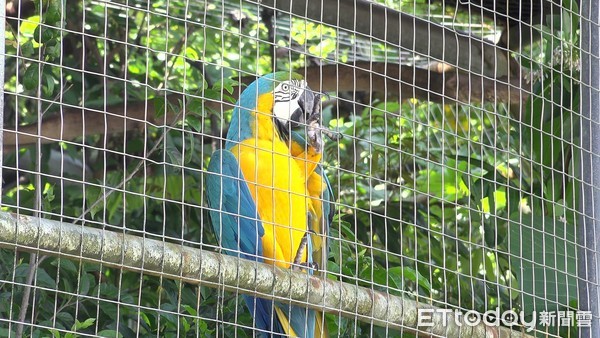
top-left (290, 88), bottom-right (316, 128)
top-left (276, 85), bottom-right (341, 145)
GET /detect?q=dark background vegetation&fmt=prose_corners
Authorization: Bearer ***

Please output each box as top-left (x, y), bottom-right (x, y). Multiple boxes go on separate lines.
top-left (1, 0), bottom-right (581, 336)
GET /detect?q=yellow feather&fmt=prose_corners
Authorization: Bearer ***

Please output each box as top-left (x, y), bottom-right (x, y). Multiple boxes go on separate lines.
top-left (274, 306), bottom-right (302, 337)
top-left (233, 93), bottom-right (329, 338)
top-left (314, 311), bottom-right (329, 338)
top-left (230, 93), bottom-right (314, 268)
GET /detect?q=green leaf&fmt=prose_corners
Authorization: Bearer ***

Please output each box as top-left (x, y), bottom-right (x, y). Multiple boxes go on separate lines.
top-left (106, 193), bottom-right (123, 222)
top-left (154, 96), bottom-right (167, 119)
top-left (23, 65), bottom-right (40, 90)
top-left (187, 98), bottom-right (206, 117)
top-left (79, 273), bottom-right (93, 295)
top-left (34, 25), bottom-right (55, 44)
top-left (165, 134), bottom-right (183, 166)
top-left (36, 268), bottom-right (56, 288)
top-left (160, 303), bottom-right (179, 326)
top-left (181, 317), bottom-right (191, 333)
top-left (204, 87), bottom-right (236, 104)
top-left (85, 188), bottom-right (102, 219)
top-left (73, 318), bottom-right (96, 331)
top-left (56, 311), bottom-right (74, 324)
top-left (395, 266), bottom-right (432, 293)
top-left (45, 1), bottom-right (62, 26)
top-left (183, 132), bottom-right (195, 165)
top-left (97, 330), bottom-right (123, 338)
top-left (98, 302), bottom-right (118, 320)
top-left (182, 304), bottom-right (198, 316)
top-left (184, 47), bottom-right (200, 61)
top-left (43, 71), bottom-right (55, 96)
top-left (98, 282), bottom-right (119, 299)
top-left (185, 114), bottom-right (203, 132)
top-left (41, 182), bottom-right (56, 212)
top-left (139, 311), bottom-right (152, 327)
top-left (21, 40), bottom-right (35, 56)
top-left (20, 15), bottom-right (41, 38)
top-left (45, 40), bottom-right (61, 59)
top-left (508, 213), bottom-right (577, 317)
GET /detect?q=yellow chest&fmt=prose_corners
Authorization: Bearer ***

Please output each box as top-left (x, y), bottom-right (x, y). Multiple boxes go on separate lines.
top-left (230, 136), bottom-right (310, 268)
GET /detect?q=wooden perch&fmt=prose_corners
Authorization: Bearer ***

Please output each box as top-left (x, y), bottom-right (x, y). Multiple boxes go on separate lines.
top-left (0, 211), bottom-right (538, 338)
top-left (2, 62), bottom-right (530, 152)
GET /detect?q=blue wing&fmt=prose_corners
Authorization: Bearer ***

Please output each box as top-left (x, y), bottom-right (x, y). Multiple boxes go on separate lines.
top-left (315, 163), bottom-right (335, 239)
top-left (205, 149), bottom-right (263, 260)
top-left (206, 150), bottom-right (285, 335)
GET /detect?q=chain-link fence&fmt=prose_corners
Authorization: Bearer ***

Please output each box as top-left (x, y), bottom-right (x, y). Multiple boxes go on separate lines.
top-left (0, 0), bottom-right (595, 337)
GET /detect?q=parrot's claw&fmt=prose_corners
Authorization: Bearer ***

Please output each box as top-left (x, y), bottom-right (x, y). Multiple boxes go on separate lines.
top-left (292, 232), bottom-right (310, 267)
top-left (295, 262), bottom-right (319, 271)
top-left (305, 92), bottom-right (342, 152)
top-left (307, 119), bottom-right (324, 154)
top-left (292, 229), bottom-right (318, 271)
top-left (323, 128), bottom-right (342, 141)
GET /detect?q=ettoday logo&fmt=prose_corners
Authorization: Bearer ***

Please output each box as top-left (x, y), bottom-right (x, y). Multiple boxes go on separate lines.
top-left (417, 308), bottom-right (589, 332)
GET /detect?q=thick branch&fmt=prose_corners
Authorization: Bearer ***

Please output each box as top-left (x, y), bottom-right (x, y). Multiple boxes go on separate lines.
top-left (258, 0), bottom-right (512, 78)
top-left (2, 62), bottom-right (529, 152)
top-left (0, 211), bottom-right (534, 338)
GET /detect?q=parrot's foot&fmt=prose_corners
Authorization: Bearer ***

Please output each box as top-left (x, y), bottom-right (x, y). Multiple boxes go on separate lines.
top-left (294, 261), bottom-right (319, 271)
top-left (305, 93), bottom-right (342, 152)
top-left (306, 120), bottom-right (324, 153)
top-left (305, 93), bottom-right (324, 153)
top-left (323, 128), bottom-right (342, 141)
top-left (292, 229), bottom-right (318, 271)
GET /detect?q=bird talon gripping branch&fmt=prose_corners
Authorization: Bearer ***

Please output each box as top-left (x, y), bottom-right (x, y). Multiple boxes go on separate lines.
top-left (305, 92), bottom-right (342, 153)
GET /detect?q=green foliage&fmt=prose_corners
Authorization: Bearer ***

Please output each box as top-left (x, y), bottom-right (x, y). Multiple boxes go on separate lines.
top-left (1, 0), bottom-right (581, 336)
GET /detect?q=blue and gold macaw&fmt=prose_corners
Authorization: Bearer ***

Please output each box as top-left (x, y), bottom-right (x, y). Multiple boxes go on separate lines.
top-left (205, 72), bottom-right (334, 337)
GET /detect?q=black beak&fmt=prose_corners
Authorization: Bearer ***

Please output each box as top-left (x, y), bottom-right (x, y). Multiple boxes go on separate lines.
top-left (275, 88), bottom-right (317, 141)
top-left (275, 86), bottom-right (341, 144)
top-left (290, 89), bottom-right (316, 128)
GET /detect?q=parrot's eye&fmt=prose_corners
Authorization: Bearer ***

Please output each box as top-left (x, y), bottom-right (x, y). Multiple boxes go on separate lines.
top-left (281, 84), bottom-right (289, 92)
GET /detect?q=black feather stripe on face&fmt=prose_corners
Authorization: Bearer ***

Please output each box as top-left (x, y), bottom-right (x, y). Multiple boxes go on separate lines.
top-left (273, 79), bottom-right (303, 103)
top-left (275, 118), bottom-right (290, 142)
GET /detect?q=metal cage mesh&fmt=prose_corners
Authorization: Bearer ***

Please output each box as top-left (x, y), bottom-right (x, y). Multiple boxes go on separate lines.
top-left (0, 0), bottom-right (594, 337)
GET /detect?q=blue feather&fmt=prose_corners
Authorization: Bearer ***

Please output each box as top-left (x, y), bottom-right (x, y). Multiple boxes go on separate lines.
top-left (245, 296), bottom-right (284, 337)
top-left (206, 150), bottom-right (263, 261)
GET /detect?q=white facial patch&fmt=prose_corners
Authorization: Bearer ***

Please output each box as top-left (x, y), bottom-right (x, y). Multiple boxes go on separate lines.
top-left (272, 79), bottom-right (307, 123)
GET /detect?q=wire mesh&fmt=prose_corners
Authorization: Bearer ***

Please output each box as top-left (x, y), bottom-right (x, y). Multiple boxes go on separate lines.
top-left (0, 0), bottom-right (592, 337)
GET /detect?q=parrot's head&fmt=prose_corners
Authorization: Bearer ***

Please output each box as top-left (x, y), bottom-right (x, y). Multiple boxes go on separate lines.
top-left (226, 72), bottom-right (336, 150)
top-left (254, 72), bottom-right (320, 139)
top-left (271, 74), bottom-right (318, 131)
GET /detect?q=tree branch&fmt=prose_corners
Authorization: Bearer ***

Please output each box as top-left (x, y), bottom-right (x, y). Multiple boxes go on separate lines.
top-left (258, 0), bottom-right (512, 78)
top-left (0, 211), bottom-right (536, 338)
top-left (2, 62), bottom-right (530, 152)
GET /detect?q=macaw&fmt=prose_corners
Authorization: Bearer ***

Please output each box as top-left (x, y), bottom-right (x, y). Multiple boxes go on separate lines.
top-left (205, 72), bottom-right (334, 337)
